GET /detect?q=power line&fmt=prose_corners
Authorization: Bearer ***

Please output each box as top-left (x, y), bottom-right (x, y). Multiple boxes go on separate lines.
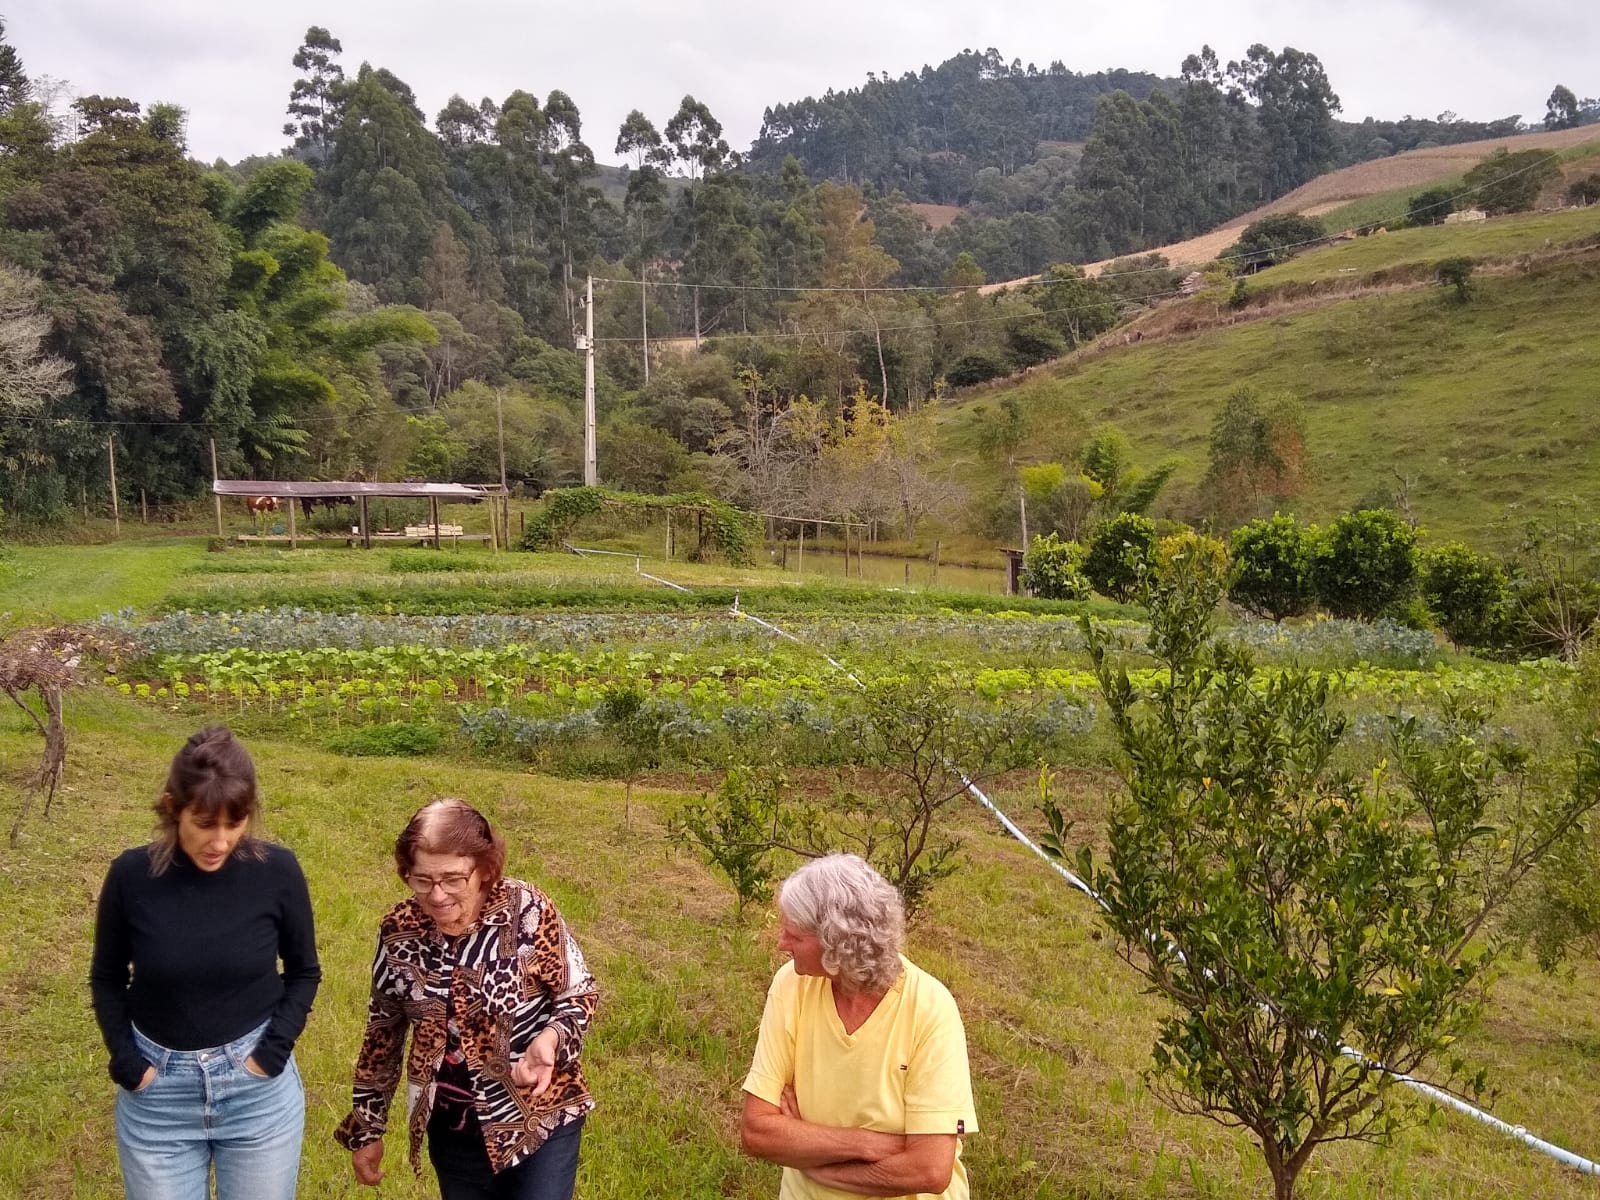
top-left (592, 290), bottom-right (1183, 345)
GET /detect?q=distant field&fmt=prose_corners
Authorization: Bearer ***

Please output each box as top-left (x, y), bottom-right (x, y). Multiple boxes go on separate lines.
top-left (1252, 204), bottom-right (1600, 286)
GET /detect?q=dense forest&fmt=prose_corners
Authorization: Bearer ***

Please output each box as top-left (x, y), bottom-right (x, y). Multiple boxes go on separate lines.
top-left (0, 19), bottom-right (1593, 533)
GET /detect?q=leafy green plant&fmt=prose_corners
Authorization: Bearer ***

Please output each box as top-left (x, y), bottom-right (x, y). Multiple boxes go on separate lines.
top-left (326, 721), bottom-right (444, 757)
top-left (1421, 542), bottom-right (1513, 651)
top-left (1021, 533), bottom-right (1091, 600)
top-left (1083, 512), bottom-right (1157, 602)
top-left (1228, 513), bottom-right (1319, 621)
top-left (669, 763), bottom-right (794, 914)
top-left (1311, 509), bottom-right (1418, 621)
top-left (1052, 553), bottom-right (1600, 1200)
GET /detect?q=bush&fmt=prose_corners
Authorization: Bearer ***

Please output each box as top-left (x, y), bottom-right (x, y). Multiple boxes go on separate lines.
top-left (1462, 148), bottom-right (1559, 215)
top-left (1228, 514), bottom-right (1318, 621)
top-left (1421, 542), bottom-right (1513, 650)
top-left (1435, 256), bottom-right (1475, 301)
top-left (945, 350), bottom-right (1011, 388)
top-left (1224, 213), bottom-right (1324, 271)
top-left (1312, 509), bottom-right (1419, 620)
top-left (1406, 186), bottom-right (1456, 226)
top-left (1155, 530), bottom-right (1230, 588)
top-left (1083, 512), bottom-right (1158, 602)
top-left (327, 722), bottom-right (445, 757)
top-left (1022, 533), bottom-right (1091, 600)
top-left (1568, 174), bottom-right (1600, 207)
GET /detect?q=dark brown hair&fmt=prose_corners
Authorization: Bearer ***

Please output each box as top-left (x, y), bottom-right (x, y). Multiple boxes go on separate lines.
top-left (150, 726), bottom-right (265, 874)
top-left (394, 798), bottom-right (506, 888)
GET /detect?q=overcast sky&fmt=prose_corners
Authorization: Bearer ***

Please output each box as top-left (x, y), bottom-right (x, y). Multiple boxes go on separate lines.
top-left (6, 1), bottom-right (1595, 165)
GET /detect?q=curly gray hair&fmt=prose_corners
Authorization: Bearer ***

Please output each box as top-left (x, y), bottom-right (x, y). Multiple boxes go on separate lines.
top-left (779, 854), bottom-right (905, 994)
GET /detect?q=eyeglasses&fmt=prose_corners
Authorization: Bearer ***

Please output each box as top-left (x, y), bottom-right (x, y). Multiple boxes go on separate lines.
top-left (405, 871), bottom-right (475, 895)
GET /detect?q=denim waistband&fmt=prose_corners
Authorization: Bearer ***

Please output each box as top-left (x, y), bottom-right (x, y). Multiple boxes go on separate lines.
top-left (130, 1018), bottom-right (270, 1072)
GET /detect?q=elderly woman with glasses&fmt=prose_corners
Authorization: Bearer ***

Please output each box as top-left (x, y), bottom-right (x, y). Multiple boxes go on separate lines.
top-left (335, 799), bottom-right (599, 1200)
top-left (740, 854), bottom-right (978, 1200)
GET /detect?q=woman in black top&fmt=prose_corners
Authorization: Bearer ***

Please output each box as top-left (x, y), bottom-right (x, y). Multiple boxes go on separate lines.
top-left (90, 726), bottom-right (321, 1200)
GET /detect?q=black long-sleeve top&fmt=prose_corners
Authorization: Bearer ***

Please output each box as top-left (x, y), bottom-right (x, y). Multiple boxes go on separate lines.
top-left (89, 841), bottom-right (321, 1090)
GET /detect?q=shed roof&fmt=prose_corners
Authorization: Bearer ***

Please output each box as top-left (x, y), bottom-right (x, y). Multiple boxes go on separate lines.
top-left (213, 480), bottom-right (501, 502)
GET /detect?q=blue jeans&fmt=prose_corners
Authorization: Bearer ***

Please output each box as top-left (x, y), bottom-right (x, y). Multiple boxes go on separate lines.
top-left (428, 1106), bottom-right (584, 1200)
top-left (115, 1020), bottom-right (305, 1200)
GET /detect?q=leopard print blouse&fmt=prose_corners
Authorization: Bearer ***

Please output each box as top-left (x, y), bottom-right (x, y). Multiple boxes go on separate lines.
top-left (334, 878), bottom-right (598, 1175)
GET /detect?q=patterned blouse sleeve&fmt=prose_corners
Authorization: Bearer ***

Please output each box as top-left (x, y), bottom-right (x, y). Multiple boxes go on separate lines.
top-left (523, 888), bottom-right (599, 1069)
top-left (333, 929), bottom-right (409, 1151)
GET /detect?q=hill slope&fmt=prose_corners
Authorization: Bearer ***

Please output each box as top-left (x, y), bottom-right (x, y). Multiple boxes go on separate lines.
top-left (947, 221), bottom-right (1600, 546)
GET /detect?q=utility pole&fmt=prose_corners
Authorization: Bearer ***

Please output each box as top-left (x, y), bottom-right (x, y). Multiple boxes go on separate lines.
top-left (210, 438), bottom-right (223, 537)
top-left (495, 388), bottom-right (509, 547)
top-left (582, 275), bottom-right (597, 486)
top-left (639, 264), bottom-right (650, 384)
top-left (106, 435), bottom-right (120, 536)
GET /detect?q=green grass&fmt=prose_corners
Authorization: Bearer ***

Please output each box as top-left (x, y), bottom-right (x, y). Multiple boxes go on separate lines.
top-left (0, 539), bottom-right (208, 622)
top-left (1254, 204), bottom-right (1600, 287)
top-left (948, 251), bottom-right (1600, 547)
top-left (4, 692), bottom-right (1600, 1198)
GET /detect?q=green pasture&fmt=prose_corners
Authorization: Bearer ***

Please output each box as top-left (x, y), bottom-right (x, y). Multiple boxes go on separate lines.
top-left (1251, 204), bottom-right (1600, 287)
top-left (3, 541), bottom-right (1600, 1198)
top-left (948, 253), bottom-right (1600, 546)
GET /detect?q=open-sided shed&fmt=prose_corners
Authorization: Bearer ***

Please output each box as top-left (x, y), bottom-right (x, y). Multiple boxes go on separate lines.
top-left (211, 479), bottom-right (508, 549)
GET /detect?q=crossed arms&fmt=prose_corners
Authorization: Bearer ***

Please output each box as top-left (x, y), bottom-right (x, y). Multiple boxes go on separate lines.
top-left (739, 1089), bottom-right (957, 1198)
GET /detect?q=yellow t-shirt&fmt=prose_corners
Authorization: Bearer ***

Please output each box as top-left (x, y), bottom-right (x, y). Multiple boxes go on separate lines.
top-left (742, 956), bottom-right (978, 1200)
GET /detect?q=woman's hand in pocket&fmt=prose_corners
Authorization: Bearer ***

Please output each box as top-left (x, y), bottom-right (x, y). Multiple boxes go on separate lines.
top-left (244, 1056), bottom-right (270, 1078)
top-left (132, 1064), bottom-right (157, 1092)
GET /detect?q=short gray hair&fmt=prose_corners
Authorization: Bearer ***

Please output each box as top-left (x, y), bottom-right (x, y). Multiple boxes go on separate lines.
top-left (779, 855), bottom-right (904, 993)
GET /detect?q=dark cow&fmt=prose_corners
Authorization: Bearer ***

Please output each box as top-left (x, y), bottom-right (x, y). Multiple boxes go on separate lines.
top-left (299, 495), bottom-right (355, 519)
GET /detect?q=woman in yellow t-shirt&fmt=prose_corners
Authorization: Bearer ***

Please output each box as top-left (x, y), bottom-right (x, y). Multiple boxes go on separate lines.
top-left (740, 854), bottom-right (978, 1200)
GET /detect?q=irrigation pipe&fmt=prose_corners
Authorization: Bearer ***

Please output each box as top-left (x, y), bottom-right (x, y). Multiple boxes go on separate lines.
top-left (608, 556), bottom-right (1600, 1176)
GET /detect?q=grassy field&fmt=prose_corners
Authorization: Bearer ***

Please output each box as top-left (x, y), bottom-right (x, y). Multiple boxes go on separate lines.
top-left (949, 250), bottom-right (1600, 547)
top-left (4, 542), bottom-right (1600, 1198)
top-left (1250, 204), bottom-right (1600, 287)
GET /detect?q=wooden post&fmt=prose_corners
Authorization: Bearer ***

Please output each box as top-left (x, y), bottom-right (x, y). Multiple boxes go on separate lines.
top-left (781, 541), bottom-right (788, 570)
top-left (140, 488), bottom-right (148, 525)
top-left (431, 497), bottom-right (441, 550)
top-left (932, 540), bottom-right (941, 587)
top-left (904, 561), bottom-right (910, 586)
top-left (798, 526), bottom-right (804, 574)
top-left (359, 495), bottom-right (371, 550)
top-left (210, 439), bottom-right (223, 537)
top-left (107, 435), bottom-right (120, 536)
top-left (81, 486), bottom-right (88, 523)
top-left (286, 496), bottom-right (298, 550)
top-left (487, 493), bottom-right (499, 555)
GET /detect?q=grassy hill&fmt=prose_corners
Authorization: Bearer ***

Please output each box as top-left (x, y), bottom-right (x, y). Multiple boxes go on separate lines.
top-left (945, 207), bottom-right (1600, 546)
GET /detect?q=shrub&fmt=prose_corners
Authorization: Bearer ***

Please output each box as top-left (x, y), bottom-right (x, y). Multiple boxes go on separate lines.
top-left (1311, 509), bottom-right (1419, 620)
top-left (1022, 533), bottom-right (1091, 600)
top-left (1083, 512), bottom-right (1158, 602)
top-left (1435, 256), bottom-right (1475, 301)
top-left (1155, 530), bottom-right (1229, 588)
top-left (1406, 186), bottom-right (1456, 226)
top-left (1228, 514), bottom-right (1319, 621)
top-left (1461, 148), bottom-right (1559, 215)
top-left (327, 721), bottom-right (445, 757)
top-left (1224, 213), bottom-right (1324, 271)
top-left (1568, 174), bottom-right (1600, 207)
top-left (1421, 542), bottom-right (1513, 651)
top-left (945, 350), bottom-right (1011, 388)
